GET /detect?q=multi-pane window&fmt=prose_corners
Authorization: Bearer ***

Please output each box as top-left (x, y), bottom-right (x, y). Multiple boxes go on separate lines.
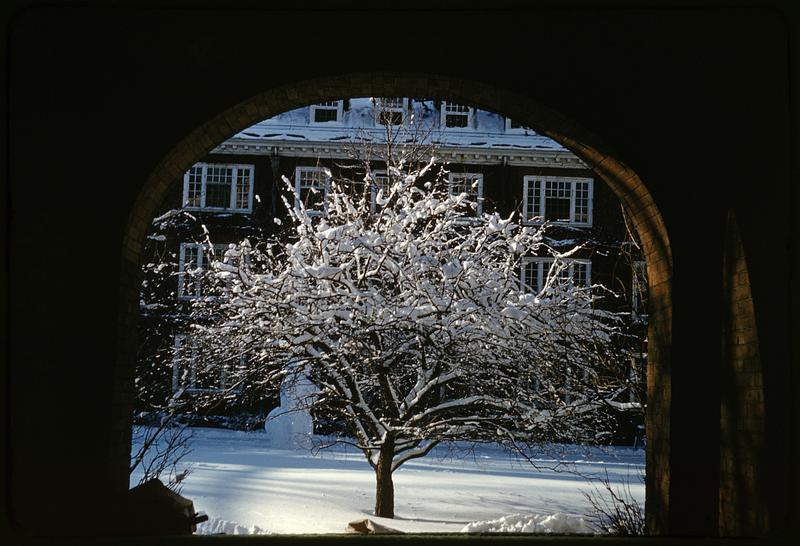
top-left (572, 260), bottom-right (591, 287)
top-left (183, 163), bottom-right (254, 213)
top-left (521, 257), bottom-right (592, 294)
top-left (178, 242), bottom-right (230, 299)
top-left (522, 176), bottom-right (593, 226)
top-left (374, 97), bottom-right (408, 125)
top-left (441, 101), bottom-right (474, 129)
top-left (204, 165), bottom-right (233, 208)
top-left (370, 170), bottom-right (392, 213)
top-left (310, 101), bottom-right (344, 124)
top-left (295, 166), bottom-right (331, 216)
top-left (573, 181), bottom-right (591, 224)
top-left (185, 166), bottom-right (203, 207)
top-left (234, 168), bottom-right (252, 210)
top-left (448, 173), bottom-right (484, 216)
top-left (172, 334), bottom-right (245, 394)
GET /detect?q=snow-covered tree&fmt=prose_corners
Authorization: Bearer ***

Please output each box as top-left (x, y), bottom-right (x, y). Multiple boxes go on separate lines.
top-left (185, 134), bottom-right (624, 518)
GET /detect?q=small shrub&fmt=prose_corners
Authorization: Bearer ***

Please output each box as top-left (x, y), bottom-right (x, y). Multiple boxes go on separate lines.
top-left (582, 469), bottom-right (645, 536)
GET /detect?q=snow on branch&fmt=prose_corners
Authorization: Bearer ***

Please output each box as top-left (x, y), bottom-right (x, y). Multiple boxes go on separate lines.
top-left (183, 132), bottom-right (623, 484)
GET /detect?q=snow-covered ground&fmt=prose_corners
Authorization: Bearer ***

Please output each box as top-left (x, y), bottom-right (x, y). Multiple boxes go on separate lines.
top-left (131, 427), bottom-right (644, 535)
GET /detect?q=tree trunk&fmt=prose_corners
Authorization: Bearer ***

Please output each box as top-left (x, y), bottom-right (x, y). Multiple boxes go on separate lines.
top-left (374, 438), bottom-right (395, 518)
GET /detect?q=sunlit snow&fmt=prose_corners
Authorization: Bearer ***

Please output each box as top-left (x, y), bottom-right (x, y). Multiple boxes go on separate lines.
top-left (131, 427), bottom-right (644, 535)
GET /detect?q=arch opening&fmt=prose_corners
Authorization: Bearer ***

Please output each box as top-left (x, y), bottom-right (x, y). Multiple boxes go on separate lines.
top-left (116, 73), bottom-right (673, 535)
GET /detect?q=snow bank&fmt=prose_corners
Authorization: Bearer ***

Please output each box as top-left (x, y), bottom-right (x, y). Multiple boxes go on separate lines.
top-left (196, 515), bottom-right (269, 535)
top-left (461, 513), bottom-right (594, 535)
top-left (132, 428), bottom-right (644, 535)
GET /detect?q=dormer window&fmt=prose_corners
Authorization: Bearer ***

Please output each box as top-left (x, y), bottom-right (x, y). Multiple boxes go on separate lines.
top-left (310, 101), bottom-right (344, 124)
top-left (505, 117), bottom-right (535, 134)
top-left (373, 97), bottom-right (408, 126)
top-left (183, 163), bottom-right (254, 213)
top-left (441, 101), bottom-right (474, 129)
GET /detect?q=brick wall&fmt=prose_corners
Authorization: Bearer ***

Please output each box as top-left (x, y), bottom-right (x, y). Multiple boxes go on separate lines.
top-left (9, 8), bottom-right (790, 539)
top-left (719, 211), bottom-right (768, 535)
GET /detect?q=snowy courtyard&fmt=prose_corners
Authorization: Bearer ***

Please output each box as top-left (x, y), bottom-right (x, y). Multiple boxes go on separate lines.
top-left (131, 427), bottom-right (645, 535)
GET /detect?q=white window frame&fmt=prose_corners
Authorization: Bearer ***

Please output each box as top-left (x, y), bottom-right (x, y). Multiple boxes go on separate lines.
top-left (522, 176), bottom-right (594, 227)
top-left (177, 242), bottom-right (229, 300)
top-left (309, 100), bottom-right (344, 124)
top-left (294, 166), bottom-right (331, 217)
top-left (440, 101), bottom-right (474, 130)
top-left (369, 170), bottom-right (392, 214)
top-left (182, 162), bottom-right (255, 213)
top-left (448, 172), bottom-right (484, 217)
top-left (373, 97), bottom-right (409, 126)
top-left (505, 117), bottom-right (534, 134)
top-left (520, 257), bottom-right (592, 294)
top-left (172, 334), bottom-right (245, 394)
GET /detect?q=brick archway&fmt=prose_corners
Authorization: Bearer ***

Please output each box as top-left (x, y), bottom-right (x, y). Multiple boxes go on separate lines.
top-left (116, 72), bottom-right (673, 534)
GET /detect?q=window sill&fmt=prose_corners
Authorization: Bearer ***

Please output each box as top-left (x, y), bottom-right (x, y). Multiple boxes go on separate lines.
top-left (522, 220), bottom-right (593, 228)
top-left (183, 206), bottom-right (253, 214)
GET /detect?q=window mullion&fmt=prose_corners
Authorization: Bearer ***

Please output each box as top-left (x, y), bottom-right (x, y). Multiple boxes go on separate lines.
top-left (230, 165), bottom-right (238, 210)
top-left (570, 181), bottom-right (576, 223)
top-left (540, 180), bottom-right (546, 219)
top-left (248, 168), bottom-right (254, 213)
top-left (200, 164), bottom-right (207, 208)
top-left (182, 171), bottom-right (190, 208)
top-left (522, 178), bottom-right (529, 221)
top-left (196, 244), bottom-right (204, 297)
top-left (178, 244), bottom-right (186, 298)
top-left (538, 262), bottom-right (544, 292)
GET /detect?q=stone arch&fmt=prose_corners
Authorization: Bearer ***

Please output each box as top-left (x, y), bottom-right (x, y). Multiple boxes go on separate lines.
top-left (115, 72), bottom-right (673, 534)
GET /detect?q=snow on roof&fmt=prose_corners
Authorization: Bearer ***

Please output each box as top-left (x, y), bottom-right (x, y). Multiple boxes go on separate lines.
top-left (233, 98), bottom-right (568, 153)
